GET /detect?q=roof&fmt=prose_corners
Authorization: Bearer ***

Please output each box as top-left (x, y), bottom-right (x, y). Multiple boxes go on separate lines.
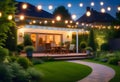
top-left (77, 7), bottom-right (116, 24)
top-left (15, 2), bottom-right (53, 19)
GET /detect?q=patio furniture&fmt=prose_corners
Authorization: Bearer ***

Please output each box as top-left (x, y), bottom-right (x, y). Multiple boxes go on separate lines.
top-left (69, 44), bottom-right (75, 53)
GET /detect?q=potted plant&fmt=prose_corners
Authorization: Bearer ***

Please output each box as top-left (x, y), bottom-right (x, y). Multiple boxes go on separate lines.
top-left (85, 47), bottom-right (93, 55)
top-left (24, 46), bottom-right (34, 59)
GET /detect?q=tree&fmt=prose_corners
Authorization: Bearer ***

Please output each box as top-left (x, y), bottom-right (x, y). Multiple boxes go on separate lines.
top-left (0, 0), bottom-right (16, 48)
top-left (23, 34), bottom-right (33, 46)
top-left (88, 29), bottom-right (96, 51)
top-left (53, 6), bottom-right (71, 21)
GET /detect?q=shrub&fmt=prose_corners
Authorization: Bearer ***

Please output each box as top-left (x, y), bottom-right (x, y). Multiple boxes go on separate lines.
top-left (17, 57), bottom-right (33, 69)
top-left (85, 47), bottom-right (93, 51)
top-left (80, 41), bottom-right (87, 49)
top-left (0, 47), bottom-right (9, 63)
top-left (10, 62), bottom-right (29, 82)
top-left (108, 57), bottom-right (119, 65)
top-left (17, 43), bottom-right (24, 54)
top-left (32, 58), bottom-right (44, 65)
top-left (27, 68), bottom-right (43, 82)
top-left (24, 46), bottom-right (34, 52)
top-left (0, 64), bottom-right (13, 82)
top-left (101, 43), bottom-right (109, 51)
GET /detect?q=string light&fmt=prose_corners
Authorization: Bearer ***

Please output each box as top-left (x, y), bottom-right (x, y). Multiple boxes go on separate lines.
top-left (32, 20), bottom-right (36, 24)
top-left (91, 2), bottom-right (95, 6)
top-left (37, 5), bottom-right (42, 10)
top-left (68, 3), bottom-right (72, 7)
top-left (70, 20), bottom-right (73, 23)
top-left (48, 5), bottom-right (53, 10)
top-left (79, 3), bottom-right (83, 7)
top-left (101, 8), bottom-right (106, 13)
top-left (117, 5), bottom-right (120, 11)
top-left (76, 22), bottom-right (79, 25)
top-left (8, 15), bottom-right (13, 20)
top-left (71, 14), bottom-right (77, 20)
top-left (22, 3), bottom-right (27, 9)
top-left (19, 15), bottom-right (25, 20)
top-left (0, 12), bottom-right (2, 17)
top-left (44, 20), bottom-right (48, 24)
top-left (52, 20), bottom-right (55, 24)
top-left (107, 7), bottom-right (111, 11)
top-left (56, 15), bottom-right (61, 21)
top-left (65, 20), bottom-right (68, 24)
top-left (100, 2), bottom-right (104, 6)
top-left (86, 11), bottom-right (91, 17)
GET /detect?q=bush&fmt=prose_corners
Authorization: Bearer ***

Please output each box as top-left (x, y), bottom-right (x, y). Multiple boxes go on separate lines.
top-left (27, 68), bottom-right (43, 82)
top-left (17, 43), bottom-right (24, 54)
top-left (0, 47), bottom-right (9, 63)
top-left (10, 62), bottom-right (29, 82)
top-left (85, 47), bottom-right (93, 51)
top-left (32, 58), bottom-right (44, 65)
top-left (108, 57), bottom-right (119, 65)
top-left (24, 46), bottom-right (34, 52)
top-left (101, 43), bottom-right (109, 51)
top-left (17, 57), bottom-right (33, 69)
top-left (80, 41), bottom-right (87, 49)
top-left (0, 64), bottom-right (13, 82)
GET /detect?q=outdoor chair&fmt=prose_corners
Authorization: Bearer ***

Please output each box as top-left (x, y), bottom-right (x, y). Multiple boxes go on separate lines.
top-left (69, 44), bottom-right (75, 53)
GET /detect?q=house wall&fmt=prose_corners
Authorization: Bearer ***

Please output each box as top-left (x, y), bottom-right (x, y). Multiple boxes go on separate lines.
top-left (17, 26), bottom-right (73, 44)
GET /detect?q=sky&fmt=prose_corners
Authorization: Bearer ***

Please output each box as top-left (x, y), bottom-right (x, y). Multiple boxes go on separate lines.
top-left (16, 0), bottom-right (120, 20)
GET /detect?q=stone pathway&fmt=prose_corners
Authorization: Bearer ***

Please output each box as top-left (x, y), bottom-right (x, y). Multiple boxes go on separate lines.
top-left (69, 60), bottom-right (115, 82)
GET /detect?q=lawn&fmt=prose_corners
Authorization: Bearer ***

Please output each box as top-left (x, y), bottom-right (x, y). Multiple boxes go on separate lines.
top-left (34, 61), bottom-right (92, 82)
top-left (84, 59), bottom-right (120, 82)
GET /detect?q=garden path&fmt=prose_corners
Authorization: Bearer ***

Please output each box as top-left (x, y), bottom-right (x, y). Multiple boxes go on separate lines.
top-left (69, 60), bottom-right (115, 82)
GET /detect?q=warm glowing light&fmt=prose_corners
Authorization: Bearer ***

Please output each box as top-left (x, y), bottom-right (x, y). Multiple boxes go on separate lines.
top-left (56, 15), bottom-right (61, 21)
top-left (52, 20), bottom-right (55, 24)
top-left (70, 20), bottom-right (73, 23)
top-left (81, 23), bottom-right (85, 26)
top-left (39, 21), bottom-right (42, 24)
top-left (101, 8), bottom-right (106, 13)
top-left (20, 15), bottom-right (25, 20)
top-left (79, 3), bottom-right (83, 7)
top-left (37, 5), bottom-right (42, 10)
top-left (68, 3), bottom-right (72, 7)
top-left (48, 5), bottom-right (53, 10)
top-left (100, 2), bottom-right (104, 6)
top-left (107, 7), bottom-right (111, 11)
top-left (76, 22), bottom-right (79, 25)
top-left (86, 11), bottom-right (91, 17)
top-left (22, 3), bottom-right (27, 9)
top-left (117, 5), bottom-right (120, 11)
top-left (72, 14), bottom-right (77, 20)
top-left (0, 12), bottom-right (2, 17)
top-left (32, 20), bottom-right (36, 24)
top-left (8, 15), bottom-right (13, 20)
top-left (65, 20), bottom-right (68, 24)
top-left (91, 2), bottom-right (95, 6)
top-left (44, 20), bottom-right (48, 24)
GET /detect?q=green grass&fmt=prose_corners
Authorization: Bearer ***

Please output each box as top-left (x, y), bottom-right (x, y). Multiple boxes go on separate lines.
top-left (84, 59), bottom-right (120, 82)
top-left (34, 61), bottom-right (92, 82)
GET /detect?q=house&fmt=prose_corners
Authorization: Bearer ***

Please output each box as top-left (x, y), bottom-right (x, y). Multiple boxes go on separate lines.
top-left (77, 7), bottom-right (116, 26)
top-left (16, 2), bottom-right (81, 52)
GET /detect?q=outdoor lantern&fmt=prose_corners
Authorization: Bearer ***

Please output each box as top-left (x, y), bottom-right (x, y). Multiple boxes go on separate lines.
top-left (22, 3), bottom-right (27, 9)
top-left (0, 12), bottom-right (2, 17)
top-left (86, 11), bottom-right (91, 17)
top-left (65, 20), bottom-right (68, 24)
top-left (8, 15), bottom-right (13, 20)
top-left (52, 20), bottom-right (55, 24)
top-left (100, 2), bottom-right (104, 6)
top-left (117, 5), bottom-right (120, 12)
